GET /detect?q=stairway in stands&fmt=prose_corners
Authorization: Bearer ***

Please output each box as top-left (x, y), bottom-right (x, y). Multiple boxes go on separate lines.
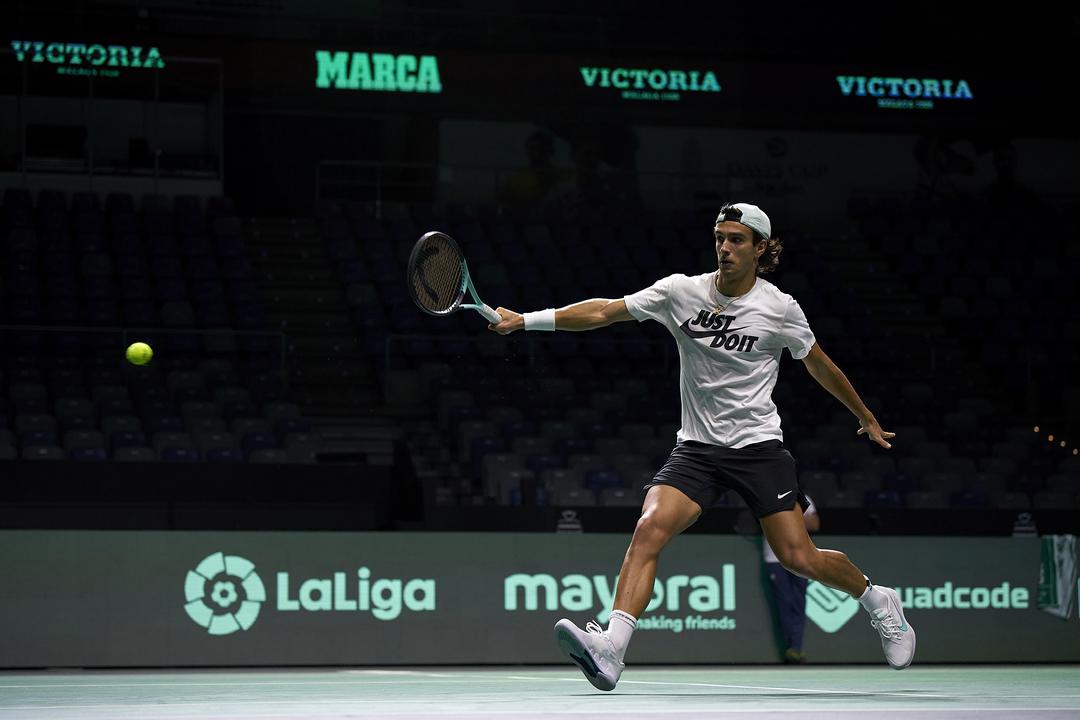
top-left (243, 216), bottom-right (396, 466)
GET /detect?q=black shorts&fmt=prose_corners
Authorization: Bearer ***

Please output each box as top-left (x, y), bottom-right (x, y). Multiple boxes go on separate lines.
top-left (644, 439), bottom-right (807, 519)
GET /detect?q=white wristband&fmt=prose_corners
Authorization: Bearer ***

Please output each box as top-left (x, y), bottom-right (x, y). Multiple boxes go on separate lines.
top-left (523, 308), bottom-right (556, 331)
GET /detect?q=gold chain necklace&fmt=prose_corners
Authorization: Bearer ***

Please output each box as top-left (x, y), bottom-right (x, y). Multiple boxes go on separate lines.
top-left (713, 272), bottom-right (732, 314)
top-left (713, 272), bottom-right (754, 314)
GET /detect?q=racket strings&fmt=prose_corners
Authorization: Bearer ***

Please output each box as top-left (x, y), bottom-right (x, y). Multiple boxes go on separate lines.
top-left (410, 235), bottom-right (464, 313)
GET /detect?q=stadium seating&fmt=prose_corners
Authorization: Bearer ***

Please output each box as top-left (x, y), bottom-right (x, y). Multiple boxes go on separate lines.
top-left (1, 190), bottom-right (317, 464)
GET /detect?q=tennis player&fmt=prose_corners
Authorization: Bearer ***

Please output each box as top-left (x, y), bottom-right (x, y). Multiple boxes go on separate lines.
top-left (488, 202), bottom-right (915, 690)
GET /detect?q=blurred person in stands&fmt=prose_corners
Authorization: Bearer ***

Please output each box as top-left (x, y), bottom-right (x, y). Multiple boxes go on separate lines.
top-left (984, 142), bottom-right (1039, 210)
top-left (499, 130), bottom-right (573, 206)
top-left (764, 495), bottom-right (819, 664)
top-left (489, 202), bottom-right (913, 691)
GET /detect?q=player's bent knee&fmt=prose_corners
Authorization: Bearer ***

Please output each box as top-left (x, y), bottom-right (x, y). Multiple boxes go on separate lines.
top-left (631, 513), bottom-right (678, 550)
top-left (776, 547), bottom-right (815, 578)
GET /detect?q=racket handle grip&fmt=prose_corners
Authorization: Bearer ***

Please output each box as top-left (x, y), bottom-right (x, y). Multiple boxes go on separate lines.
top-left (479, 304), bottom-right (502, 324)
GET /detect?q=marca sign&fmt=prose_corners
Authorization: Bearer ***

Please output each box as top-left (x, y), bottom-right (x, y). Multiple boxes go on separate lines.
top-left (580, 66), bottom-right (722, 102)
top-left (10, 40), bottom-right (165, 77)
top-left (836, 74), bottom-right (973, 110)
top-left (315, 50), bottom-right (442, 93)
top-left (504, 565), bottom-right (737, 632)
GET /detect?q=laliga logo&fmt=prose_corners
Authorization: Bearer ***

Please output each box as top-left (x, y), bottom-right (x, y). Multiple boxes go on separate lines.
top-left (184, 552), bottom-right (266, 635)
top-left (185, 553), bottom-right (436, 635)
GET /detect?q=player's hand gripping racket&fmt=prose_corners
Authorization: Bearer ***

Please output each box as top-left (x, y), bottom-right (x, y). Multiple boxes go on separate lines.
top-left (407, 231), bottom-right (501, 323)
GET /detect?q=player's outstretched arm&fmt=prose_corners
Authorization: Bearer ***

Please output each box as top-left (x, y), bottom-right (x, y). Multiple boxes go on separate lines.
top-left (488, 299), bottom-right (633, 335)
top-left (801, 343), bottom-right (895, 449)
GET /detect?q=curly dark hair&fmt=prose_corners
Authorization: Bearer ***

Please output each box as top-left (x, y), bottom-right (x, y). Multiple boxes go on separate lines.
top-left (755, 231), bottom-right (783, 275)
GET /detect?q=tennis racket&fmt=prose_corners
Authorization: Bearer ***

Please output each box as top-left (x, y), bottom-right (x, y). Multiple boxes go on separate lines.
top-left (407, 231), bottom-right (501, 324)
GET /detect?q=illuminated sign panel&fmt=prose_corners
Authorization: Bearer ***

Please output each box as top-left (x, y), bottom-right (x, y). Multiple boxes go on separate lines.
top-left (9, 40), bottom-right (165, 77)
top-left (836, 74), bottom-right (974, 110)
top-left (580, 65), bottom-right (722, 102)
top-left (504, 565), bottom-right (737, 633)
top-left (807, 581), bottom-right (1030, 634)
top-left (184, 550), bottom-right (436, 636)
top-left (315, 50), bottom-right (442, 92)
top-left (3, 532), bottom-right (1074, 666)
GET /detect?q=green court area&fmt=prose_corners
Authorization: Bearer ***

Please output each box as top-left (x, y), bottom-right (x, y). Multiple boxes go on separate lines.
top-left (2, 666), bottom-right (1078, 719)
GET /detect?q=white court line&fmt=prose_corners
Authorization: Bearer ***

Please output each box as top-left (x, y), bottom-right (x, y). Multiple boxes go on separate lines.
top-left (2, 704), bottom-right (1080, 716)
top-left (500, 675), bottom-right (955, 698)
top-left (0, 680), bottom-right (468, 689)
top-left (348, 671), bottom-right (459, 677)
top-left (2, 669), bottom-right (1080, 703)
top-left (345, 670), bottom-right (458, 676)
top-left (483, 674), bottom-right (1080, 701)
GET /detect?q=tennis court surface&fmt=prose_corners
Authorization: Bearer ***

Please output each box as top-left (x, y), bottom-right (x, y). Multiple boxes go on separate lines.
top-left (2, 665), bottom-right (1078, 719)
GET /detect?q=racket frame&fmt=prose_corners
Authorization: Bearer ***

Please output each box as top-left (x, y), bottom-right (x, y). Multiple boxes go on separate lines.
top-left (409, 231), bottom-right (501, 324)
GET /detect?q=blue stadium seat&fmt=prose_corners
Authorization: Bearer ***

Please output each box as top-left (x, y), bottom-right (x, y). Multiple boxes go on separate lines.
top-left (818, 489), bottom-right (859, 508)
top-left (21, 445), bottom-right (66, 461)
top-left (160, 447), bottom-right (200, 462)
top-left (13, 396), bottom-right (51, 415)
top-left (799, 470), bottom-right (839, 497)
top-left (112, 447), bottom-right (157, 462)
top-left (905, 490), bottom-right (948, 509)
top-left (951, 490), bottom-right (989, 508)
top-left (85, 301), bottom-right (120, 325)
top-left (249, 449), bottom-right (288, 463)
top-left (884, 472), bottom-right (920, 493)
top-left (527, 453), bottom-right (565, 473)
top-left (110, 430), bottom-right (148, 449)
top-left (274, 418), bottom-right (311, 436)
top-left (554, 488), bottom-right (597, 507)
top-left (205, 447), bottom-right (245, 463)
top-left (146, 414), bottom-right (186, 434)
top-left (242, 432), bottom-right (279, 455)
top-left (69, 447), bottom-right (107, 461)
top-left (991, 490), bottom-right (1031, 510)
top-left (152, 431), bottom-right (194, 455)
top-left (224, 401), bottom-right (260, 421)
top-left (864, 489), bottom-right (903, 507)
top-left (197, 303), bottom-right (231, 327)
top-left (468, 436), bottom-right (506, 470)
top-left (62, 430), bottom-right (106, 451)
top-left (20, 430), bottom-right (59, 447)
top-left (554, 437), bottom-right (592, 455)
top-left (282, 432), bottom-right (321, 451)
top-left (585, 470), bottom-right (624, 491)
top-left (1032, 491), bottom-right (1075, 510)
top-left (122, 301), bottom-right (156, 325)
top-left (599, 487), bottom-right (640, 507)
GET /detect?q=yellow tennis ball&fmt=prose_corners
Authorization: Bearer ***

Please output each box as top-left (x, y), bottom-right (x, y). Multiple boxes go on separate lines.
top-left (126, 341), bottom-right (153, 366)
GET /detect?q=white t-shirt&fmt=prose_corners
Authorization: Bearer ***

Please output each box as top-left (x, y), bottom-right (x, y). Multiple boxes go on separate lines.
top-left (624, 273), bottom-right (816, 449)
top-left (762, 496), bottom-right (817, 563)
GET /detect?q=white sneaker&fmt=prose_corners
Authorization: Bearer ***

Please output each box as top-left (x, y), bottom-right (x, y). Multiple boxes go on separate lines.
top-left (554, 619), bottom-right (623, 691)
top-left (869, 586), bottom-right (916, 669)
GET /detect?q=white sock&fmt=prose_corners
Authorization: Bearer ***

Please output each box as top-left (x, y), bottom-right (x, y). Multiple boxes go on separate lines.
top-left (858, 578), bottom-right (888, 612)
top-left (606, 610), bottom-right (637, 663)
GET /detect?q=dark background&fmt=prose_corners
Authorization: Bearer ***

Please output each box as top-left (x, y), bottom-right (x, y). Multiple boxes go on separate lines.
top-left (1, 2), bottom-right (1079, 536)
